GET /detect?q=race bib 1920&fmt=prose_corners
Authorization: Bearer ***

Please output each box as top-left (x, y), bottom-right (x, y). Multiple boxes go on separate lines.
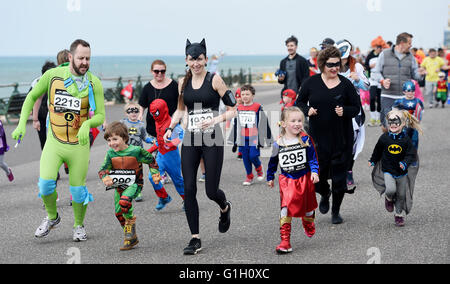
top-left (54, 89), bottom-right (82, 115)
top-left (188, 109), bottom-right (214, 133)
top-left (278, 144), bottom-right (307, 173)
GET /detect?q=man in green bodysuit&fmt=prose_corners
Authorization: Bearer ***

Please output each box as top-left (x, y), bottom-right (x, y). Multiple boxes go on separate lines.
top-left (12, 39), bottom-right (105, 242)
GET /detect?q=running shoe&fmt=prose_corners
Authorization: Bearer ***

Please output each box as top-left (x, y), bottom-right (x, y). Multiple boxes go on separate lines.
top-left (237, 153), bottom-right (243, 160)
top-left (183, 238), bottom-right (202, 255)
top-left (319, 193), bottom-right (331, 214)
top-left (198, 173), bottom-right (206, 182)
top-left (35, 214), bottom-right (61, 238)
top-left (376, 119), bottom-right (381, 126)
top-left (256, 166), bottom-right (264, 182)
top-left (73, 225), bottom-right (87, 242)
top-left (6, 168), bottom-right (14, 182)
top-left (368, 119), bottom-right (377, 127)
top-left (243, 174), bottom-right (254, 186)
top-left (155, 195), bottom-right (172, 211)
top-left (331, 213), bottom-right (343, 224)
top-left (218, 201), bottom-right (232, 233)
top-left (135, 193), bottom-right (143, 202)
top-left (385, 197), bottom-right (394, 212)
top-left (395, 216), bottom-right (405, 227)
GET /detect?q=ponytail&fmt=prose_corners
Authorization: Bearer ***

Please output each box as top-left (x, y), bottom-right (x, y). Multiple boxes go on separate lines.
top-left (404, 110), bottom-right (423, 135)
top-left (180, 69), bottom-right (192, 95)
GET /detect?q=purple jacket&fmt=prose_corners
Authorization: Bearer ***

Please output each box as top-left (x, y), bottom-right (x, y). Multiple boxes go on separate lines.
top-left (0, 120), bottom-right (9, 155)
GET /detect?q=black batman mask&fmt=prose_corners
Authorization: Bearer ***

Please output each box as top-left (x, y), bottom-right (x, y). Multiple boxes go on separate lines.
top-left (387, 115), bottom-right (401, 126)
top-left (186, 38), bottom-right (207, 60)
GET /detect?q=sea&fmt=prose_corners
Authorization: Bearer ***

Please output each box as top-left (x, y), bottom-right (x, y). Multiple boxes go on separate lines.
top-left (0, 55), bottom-right (283, 99)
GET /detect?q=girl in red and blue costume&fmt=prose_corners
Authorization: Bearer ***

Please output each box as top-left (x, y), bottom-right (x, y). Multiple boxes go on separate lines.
top-left (147, 99), bottom-right (185, 210)
top-left (229, 85), bottom-right (272, 185)
top-left (267, 106), bottom-right (319, 254)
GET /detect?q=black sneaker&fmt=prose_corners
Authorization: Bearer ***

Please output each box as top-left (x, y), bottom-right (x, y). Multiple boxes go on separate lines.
top-left (331, 213), bottom-right (343, 224)
top-left (218, 201), bottom-right (232, 233)
top-left (183, 238), bottom-right (202, 255)
top-left (319, 193), bottom-right (330, 214)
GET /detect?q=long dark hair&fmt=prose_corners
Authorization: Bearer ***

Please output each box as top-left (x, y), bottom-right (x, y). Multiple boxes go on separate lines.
top-left (180, 68), bottom-right (192, 95)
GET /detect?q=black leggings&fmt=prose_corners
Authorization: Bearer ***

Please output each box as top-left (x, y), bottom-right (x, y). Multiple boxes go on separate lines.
top-left (181, 144), bottom-right (227, 235)
top-left (316, 158), bottom-right (347, 214)
top-left (370, 86), bottom-right (381, 112)
top-left (37, 118), bottom-right (47, 150)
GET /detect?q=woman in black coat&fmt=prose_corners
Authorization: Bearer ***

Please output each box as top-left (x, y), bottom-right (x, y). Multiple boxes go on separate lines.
top-left (296, 46), bottom-right (360, 224)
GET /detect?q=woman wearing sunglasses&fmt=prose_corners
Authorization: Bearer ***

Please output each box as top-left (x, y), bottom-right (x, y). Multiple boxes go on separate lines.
top-left (296, 46), bottom-right (360, 225)
top-left (138, 60), bottom-right (179, 139)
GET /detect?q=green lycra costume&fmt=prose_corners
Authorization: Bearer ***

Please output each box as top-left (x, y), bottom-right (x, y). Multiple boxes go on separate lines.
top-left (12, 63), bottom-right (105, 229)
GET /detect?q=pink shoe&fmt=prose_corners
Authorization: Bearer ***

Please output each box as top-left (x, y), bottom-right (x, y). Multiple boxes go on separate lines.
top-left (395, 216), bottom-right (405, 227)
top-left (6, 168), bottom-right (14, 182)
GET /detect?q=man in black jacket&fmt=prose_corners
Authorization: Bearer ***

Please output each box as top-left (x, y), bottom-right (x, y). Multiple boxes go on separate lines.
top-left (277, 35), bottom-right (310, 97)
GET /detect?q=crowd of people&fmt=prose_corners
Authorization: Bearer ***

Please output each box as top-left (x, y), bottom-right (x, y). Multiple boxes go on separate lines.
top-left (1, 32), bottom-right (449, 255)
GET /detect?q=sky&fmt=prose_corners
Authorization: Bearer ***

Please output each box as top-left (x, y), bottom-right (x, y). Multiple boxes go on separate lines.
top-left (0, 0), bottom-right (449, 57)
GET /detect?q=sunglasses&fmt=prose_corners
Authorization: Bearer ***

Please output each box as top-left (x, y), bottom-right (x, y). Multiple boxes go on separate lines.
top-left (325, 62), bottom-right (341, 68)
top-left (126, 107), bottom-right (139, 114)
top-left (153, 69), bottom-right (166, 74)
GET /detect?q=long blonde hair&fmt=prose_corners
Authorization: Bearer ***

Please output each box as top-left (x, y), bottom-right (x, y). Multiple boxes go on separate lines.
top-left (387, 109), bottom-right (423, 135)
top-left (279, 106), bottom-right (310, 147)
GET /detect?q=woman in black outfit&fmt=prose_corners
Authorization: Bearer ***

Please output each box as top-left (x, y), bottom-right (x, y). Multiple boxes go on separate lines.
top-left (164, 39), bottom-right (237, 255)
top-left (138, 59), bottom-right (179, 138)
top-left (296, 46), bottom-right (360, 224)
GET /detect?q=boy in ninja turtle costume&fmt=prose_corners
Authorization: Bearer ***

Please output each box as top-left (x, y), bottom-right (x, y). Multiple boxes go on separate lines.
top-left (99, 121), bottom-right (161, 250)
top-left (12, 39), bottom-right (105, 241)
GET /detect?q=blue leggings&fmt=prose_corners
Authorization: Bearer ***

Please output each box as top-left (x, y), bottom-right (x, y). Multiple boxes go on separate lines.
top-left (149, 149), bottom-right (184, 197)
top-left (239, 144), bottom-right (261, 175)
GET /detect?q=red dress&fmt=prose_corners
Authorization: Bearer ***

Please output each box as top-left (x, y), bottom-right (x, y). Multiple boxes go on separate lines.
top-left (267, 134), bottom-right (319, 217)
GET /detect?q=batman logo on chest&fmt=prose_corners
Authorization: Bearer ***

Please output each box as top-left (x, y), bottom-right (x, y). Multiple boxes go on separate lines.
top-left (388, 144), bottom-right (402, 155)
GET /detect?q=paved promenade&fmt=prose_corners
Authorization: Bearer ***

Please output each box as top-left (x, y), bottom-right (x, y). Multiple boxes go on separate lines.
top-left (0, 84), bottom-right (448, 264)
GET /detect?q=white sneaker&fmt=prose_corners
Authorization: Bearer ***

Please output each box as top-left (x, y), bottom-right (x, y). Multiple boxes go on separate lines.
top-left (73, 225), bottom-right (87, 242)
top-left (256, 172), bottom-right (265, 182)
top-left (368, 119), bottom-right (376, 127)
top-left (35, 214), bottom-right (61, 238)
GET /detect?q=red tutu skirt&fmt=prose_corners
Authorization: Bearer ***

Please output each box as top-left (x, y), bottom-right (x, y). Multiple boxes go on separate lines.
top-left (278, 173), bottom-right (318, 218)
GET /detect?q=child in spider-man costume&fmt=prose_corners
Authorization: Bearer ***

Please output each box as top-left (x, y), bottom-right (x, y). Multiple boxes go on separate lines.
top-left (147, 99), bottom-right (185, 210)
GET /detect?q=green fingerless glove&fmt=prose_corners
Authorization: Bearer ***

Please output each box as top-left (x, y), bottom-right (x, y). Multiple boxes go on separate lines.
top-left (77, 121), bottom-right (91, 146)
top-left (11, 124), bottom-right (26, 141)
